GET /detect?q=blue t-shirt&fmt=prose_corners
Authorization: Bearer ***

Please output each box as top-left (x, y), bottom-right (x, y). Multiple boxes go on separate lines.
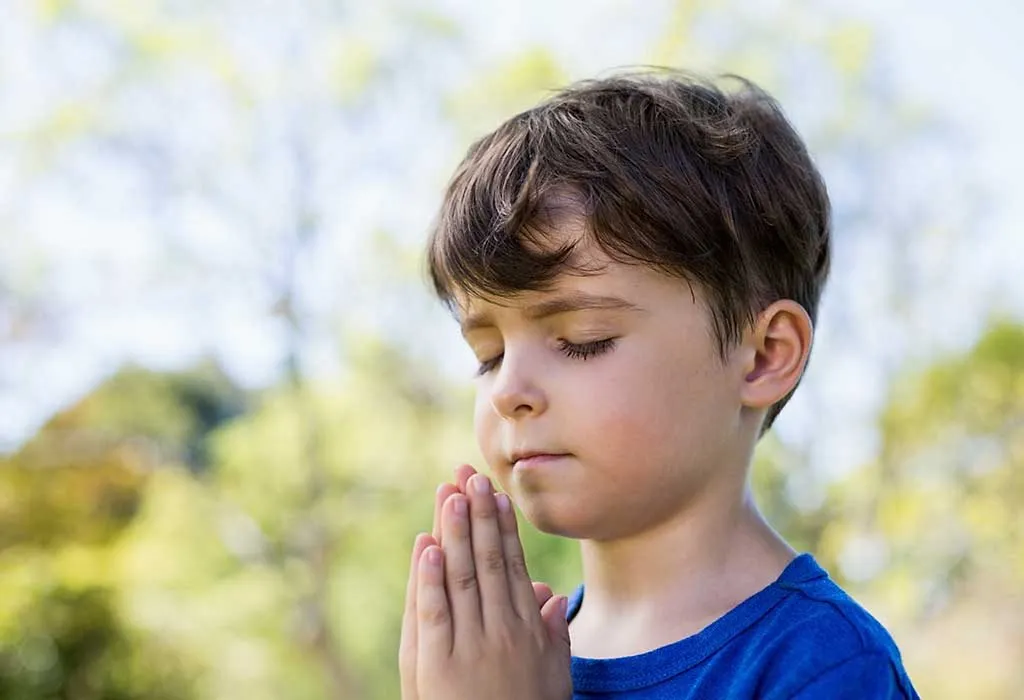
top-left (566, 554), bottom-right (919, 699)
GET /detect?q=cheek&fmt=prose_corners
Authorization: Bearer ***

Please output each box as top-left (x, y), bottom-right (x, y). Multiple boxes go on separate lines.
top-left (474, 400), bottom-right (519, 495)
top-left (582, 385), bottom-right (679, 462)
top-left (473, 394), bottom-right (502, 461)
top-left (577, 353), bottom-right (731, 461)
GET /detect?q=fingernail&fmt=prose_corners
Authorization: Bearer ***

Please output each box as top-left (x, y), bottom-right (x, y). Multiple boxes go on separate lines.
top-left (452, 496), bottom-right (467, 517)
top-left (472, 474), bottom-right (491, 495)
top-left (427, 547), bottom-right (442, 567)
top-left (559, 596), bottom-right (569, 618)
top-left (496, 493), bottom-right (511, 513)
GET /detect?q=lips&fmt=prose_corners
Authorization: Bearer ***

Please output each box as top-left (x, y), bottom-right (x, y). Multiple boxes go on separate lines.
top-left (510, 450), bottom-right (570, 468)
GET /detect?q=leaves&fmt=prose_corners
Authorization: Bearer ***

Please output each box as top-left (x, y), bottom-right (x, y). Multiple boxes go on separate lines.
top-left (2, 0), bottom-right (1017, 698)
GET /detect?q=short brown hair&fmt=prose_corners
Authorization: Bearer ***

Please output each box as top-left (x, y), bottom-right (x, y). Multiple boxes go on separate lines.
top-left (427, 70), bottom-right (831, 429)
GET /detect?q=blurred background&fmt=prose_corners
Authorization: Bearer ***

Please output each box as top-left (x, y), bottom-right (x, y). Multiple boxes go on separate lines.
top-left (1, 0), bottom-right (1022, 697)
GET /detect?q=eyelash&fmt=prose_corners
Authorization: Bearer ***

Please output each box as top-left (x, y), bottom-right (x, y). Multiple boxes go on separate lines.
top-left (475, 338), bottom-right (617, 376)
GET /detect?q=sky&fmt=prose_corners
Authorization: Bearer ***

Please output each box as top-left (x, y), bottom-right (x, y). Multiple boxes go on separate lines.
top-left (863, 0), bottom-right (1023, 291)
top-left (1, 0), bottom-right (1022, 459)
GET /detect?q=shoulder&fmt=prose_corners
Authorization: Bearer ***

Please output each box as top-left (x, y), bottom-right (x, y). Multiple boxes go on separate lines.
top-left (751, 561), bottom-right (919, 699)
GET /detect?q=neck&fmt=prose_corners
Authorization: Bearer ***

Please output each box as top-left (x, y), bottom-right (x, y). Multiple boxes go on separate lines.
top-left (571, 482), bottom-right (795, 655)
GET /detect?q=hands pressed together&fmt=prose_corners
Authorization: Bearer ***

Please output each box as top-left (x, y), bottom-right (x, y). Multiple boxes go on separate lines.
top-left (399, 464), bottom-right (573, 700)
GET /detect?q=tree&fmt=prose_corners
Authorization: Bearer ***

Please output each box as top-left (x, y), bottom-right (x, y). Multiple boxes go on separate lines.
top-left (4, 0), bottom-right (1005, 696)
top-left (0, 364), bottom-right (241, 699)
top-left (792, 321), bottom-right (1024, 699)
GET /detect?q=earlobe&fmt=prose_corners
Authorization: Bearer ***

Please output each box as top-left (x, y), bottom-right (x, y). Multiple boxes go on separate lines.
top-left (740, 301), bottom-right (813, 409)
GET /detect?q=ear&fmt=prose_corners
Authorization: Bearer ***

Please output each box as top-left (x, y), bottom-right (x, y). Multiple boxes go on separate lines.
top-left (739, 300), bottom-right (813, 410)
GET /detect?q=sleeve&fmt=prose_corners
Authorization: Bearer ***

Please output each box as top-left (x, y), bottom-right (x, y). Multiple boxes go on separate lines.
top-left (787, 651), bottom-right (914, 699)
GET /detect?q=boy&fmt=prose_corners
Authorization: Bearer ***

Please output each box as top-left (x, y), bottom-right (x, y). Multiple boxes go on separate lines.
top-left (399, 71), bottom-right (919, 699)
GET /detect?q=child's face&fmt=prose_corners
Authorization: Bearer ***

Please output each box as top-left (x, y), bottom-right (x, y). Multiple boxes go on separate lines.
top-left (457, 227), bottom-right (753, 541)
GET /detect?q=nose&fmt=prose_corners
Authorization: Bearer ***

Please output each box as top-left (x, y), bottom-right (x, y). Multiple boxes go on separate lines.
top-left (489, 350), bottom-right (548, 420)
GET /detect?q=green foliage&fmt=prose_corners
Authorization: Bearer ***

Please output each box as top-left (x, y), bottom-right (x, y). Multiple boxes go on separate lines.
top-left (750, 434), bottom-right (830, 557)
top-left (807, 322), bottom-right (1024, 697)
top-left (0, 366), bottom-right (234, 699)
top-left (0, 584), bottom-right (199, 700)
top-left (749, 322), bottom-right (1024, 698)
top-left (3, 1), bottom-right (1017, 698)
top-left (0, 461), bottom-right (144, 550)
top-left (848, 322), bottom-right (1024, 595)
top-left (5, 315), bottom-right (1022, 699)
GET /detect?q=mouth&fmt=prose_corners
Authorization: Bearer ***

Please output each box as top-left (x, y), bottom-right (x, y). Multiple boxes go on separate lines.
top-left (510, 451), bottom-right (571, 469)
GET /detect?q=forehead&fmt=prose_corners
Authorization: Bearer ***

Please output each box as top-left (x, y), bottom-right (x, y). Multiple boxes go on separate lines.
top-left (453, 234), bottom-right (618, 318)
top-left (446, 209), bottom-right (707, 334)
top-left (454, 242), bottom-right (703, 336)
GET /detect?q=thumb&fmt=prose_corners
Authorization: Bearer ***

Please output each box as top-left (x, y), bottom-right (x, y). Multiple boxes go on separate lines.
top-left (540, 594), bottom-right (572, 652)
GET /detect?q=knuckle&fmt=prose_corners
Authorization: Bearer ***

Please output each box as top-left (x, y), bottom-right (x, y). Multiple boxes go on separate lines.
top-left (452, 570), bottom-right (478, 591)
top-left (507, 552), bottom-right (529, 579)
top-left (471, 501), bottom-right (495, 520)
top-left (483, 547), bottom-right (505, 573)
top-left (421, 604), bottom-right (450, 626)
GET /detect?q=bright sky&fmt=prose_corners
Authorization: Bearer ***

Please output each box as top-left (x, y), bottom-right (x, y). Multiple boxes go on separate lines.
top-left (1, 0), bottom-right (1021, 460)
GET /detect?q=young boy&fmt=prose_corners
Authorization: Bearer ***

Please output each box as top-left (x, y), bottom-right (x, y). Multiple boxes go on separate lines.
top-left (399, 71), bottom-right (920, 699)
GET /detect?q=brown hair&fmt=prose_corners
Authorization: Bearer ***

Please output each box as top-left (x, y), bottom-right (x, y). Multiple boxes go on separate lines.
top-left (426, 70), bottom-right (831, 429)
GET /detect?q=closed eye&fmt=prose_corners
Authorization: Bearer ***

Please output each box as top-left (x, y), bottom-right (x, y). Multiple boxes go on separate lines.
top-left (476, 354), bottom-right (502, 376)
top-left (475, 338), bottom-right (617, 376)
top-left (558, 337), bottom-right (616, 361)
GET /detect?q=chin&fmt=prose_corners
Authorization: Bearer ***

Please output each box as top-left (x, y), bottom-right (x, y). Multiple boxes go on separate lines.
top-left (515, 498), bottom-right (595, 540)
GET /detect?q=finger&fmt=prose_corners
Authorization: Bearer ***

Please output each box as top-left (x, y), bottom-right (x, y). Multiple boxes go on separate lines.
top-left (540, 594), bottom-right (572, 653)
top-left (496, 491), bottom-right (541, 622)
top-left (441, 493), bottom-right (483, 635)
top-left (533, 581), bottom-right (553, 610)
top-left (400, 533), bottom-right (435, 685)
top-left (467, 473), bottom-right (513, 629)
top-left (432, 482), bottom-right (459, 543)
top-left (454, 464), bottom-right (477, 493)
top-left (401, 534), bottom-right (437, 641)
top-left (417, 545), bottom-right (453, 659)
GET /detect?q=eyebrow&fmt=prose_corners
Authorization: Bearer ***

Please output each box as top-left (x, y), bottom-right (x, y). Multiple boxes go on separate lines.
top-left (460, 292), bottom-right (643, 335)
